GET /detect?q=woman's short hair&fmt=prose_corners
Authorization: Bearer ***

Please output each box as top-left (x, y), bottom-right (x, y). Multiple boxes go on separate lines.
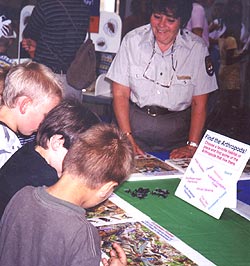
top-left (36, 99), bottom-right (101, 149)
top-left (62, 123), bottom-right (135, 189)
top-left (150, 0), bottom-right (193, 28)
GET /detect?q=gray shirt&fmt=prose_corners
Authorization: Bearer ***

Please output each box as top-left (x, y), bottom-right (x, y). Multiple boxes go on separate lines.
top-left (0, 186), bottom-right (101, 266)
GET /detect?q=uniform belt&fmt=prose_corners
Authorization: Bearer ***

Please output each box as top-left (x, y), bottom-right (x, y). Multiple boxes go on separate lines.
top-left (131, 102), bottom-right (176, 117)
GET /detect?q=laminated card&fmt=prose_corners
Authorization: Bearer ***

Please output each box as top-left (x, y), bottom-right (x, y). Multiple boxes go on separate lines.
top-left (175, 130), bottom-right (250, 219)
top-left (128, 153), bottom-right (183, 181)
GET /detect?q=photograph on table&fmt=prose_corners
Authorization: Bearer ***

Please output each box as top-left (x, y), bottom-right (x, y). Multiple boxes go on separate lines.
top-left (240, 159), bottom-right (250, 180)
top-left (86, 194), bottom-right (149, 226)
top-left (165, 158), bottom-right (192, 174)
top-left (86, 199), bottom-right (133, 225)
top-left (88, 193), bottom-right (215, 265)
top-left (129, 154), bottom-right (183, 181)
top-left (98, 221), bottom-right (197, 266)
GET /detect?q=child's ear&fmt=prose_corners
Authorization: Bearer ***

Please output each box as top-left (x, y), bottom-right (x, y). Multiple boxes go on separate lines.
top-left (99, 181), bottom-right (118, 199)
top-left (18, 96), bottom-right (32, 114)
top-left (49, 134), bottom-right (65, 151)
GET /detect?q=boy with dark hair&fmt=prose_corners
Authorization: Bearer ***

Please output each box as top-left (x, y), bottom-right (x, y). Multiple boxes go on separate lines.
top-left (0, 123), bottom-right (134, 266)
top-left (0, 99), bottom-right (100, 217)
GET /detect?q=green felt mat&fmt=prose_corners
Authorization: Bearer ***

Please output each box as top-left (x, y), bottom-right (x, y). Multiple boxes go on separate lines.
top-left (115, 179), bottom-right (250, 266)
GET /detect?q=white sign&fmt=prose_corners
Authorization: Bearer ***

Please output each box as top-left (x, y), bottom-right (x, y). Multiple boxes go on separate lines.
top-left (175, 130), bottom-right (250, 219)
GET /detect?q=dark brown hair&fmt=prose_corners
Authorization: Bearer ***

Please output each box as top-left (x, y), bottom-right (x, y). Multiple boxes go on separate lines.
top-left (150, 0), bottom-right (193, 28)
top-left (62, 123), bottom-right (135, 189)
top-left (36, 99), bottom-right (101, 149)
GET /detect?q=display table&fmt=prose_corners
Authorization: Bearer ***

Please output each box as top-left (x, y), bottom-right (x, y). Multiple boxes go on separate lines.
top-left (115, 178), bottom-right (250, 266)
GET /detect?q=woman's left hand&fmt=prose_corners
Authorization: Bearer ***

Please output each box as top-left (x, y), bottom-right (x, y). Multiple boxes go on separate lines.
top-left (170, 145), bottom-right (197, 159)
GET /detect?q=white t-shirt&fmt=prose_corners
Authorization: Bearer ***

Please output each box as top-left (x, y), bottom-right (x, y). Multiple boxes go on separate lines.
top-left (186, 3), bottom-right (209, 47)
top-left (0, 123), bottom-right (21, 168)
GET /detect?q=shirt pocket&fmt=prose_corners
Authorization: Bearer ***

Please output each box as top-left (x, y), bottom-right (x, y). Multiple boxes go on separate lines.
top-left (168, 77), bottom-right (195, 108)
top-left (128, 65), bottom-right (153, 99)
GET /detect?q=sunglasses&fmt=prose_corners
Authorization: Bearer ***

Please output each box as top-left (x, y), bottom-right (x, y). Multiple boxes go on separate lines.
top-left (143, 40), bottom-right (177, 88)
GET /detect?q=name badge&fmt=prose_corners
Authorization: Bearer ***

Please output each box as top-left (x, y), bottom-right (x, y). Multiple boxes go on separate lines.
top-left (177, 75), bottom-right (191, 80)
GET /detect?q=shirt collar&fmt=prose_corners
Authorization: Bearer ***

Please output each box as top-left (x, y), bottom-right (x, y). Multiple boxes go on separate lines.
top-left (176, 29), bottom-right (195, 50)
top-left (138, 24), bottom-right (155, 50)
top-left (138, 26), bottom-right (193, 52)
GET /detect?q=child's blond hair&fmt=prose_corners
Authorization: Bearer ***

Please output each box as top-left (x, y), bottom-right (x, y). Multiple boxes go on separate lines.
top-left (2, 61), bottom-right (63, 107)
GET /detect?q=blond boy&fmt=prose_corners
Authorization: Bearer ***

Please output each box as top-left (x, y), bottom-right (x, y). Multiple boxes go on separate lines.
top-left (0, 61), bottom-right (62, 167)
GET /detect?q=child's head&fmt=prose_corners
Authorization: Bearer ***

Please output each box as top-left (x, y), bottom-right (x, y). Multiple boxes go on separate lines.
top-left (3, 61), bottom-right (63, 108)
top-left (1, 61), bottom-right (63, 135)
top-left (36, 99), bottom-right (101, 175)
top-left (62, 123), bottom-right (134, 206)
top-left (0, 15), bottom-right (16, 53)
top-left (37, 99), bottom-right (101, 149)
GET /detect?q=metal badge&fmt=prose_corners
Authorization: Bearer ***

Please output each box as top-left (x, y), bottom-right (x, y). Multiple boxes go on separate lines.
top-left (205, 55), bottom-right (214, 76)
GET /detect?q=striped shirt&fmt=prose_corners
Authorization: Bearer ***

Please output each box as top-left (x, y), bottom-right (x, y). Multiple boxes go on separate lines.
top-left (23, 0), bottom-right (90, 74)
top-left (0, 55), bottom-right (14, 68)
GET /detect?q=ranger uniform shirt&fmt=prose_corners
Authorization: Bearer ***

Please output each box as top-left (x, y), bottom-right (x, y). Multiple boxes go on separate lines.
top-left (107, 24), bottom-right (218, 111)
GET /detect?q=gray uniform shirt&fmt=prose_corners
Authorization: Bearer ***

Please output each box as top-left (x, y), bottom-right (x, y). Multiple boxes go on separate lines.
top-left (107, 24), bottom-right (218, 111)
top-left (0, 186), bottom-right (101, 266)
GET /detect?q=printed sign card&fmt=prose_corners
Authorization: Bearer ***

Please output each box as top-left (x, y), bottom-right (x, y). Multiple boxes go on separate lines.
top-left (175, 130), bottom-right (250, 219)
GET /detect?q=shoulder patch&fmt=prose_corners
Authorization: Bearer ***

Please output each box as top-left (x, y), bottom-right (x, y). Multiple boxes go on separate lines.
top-left (205, 55), bottom-right (214, 76)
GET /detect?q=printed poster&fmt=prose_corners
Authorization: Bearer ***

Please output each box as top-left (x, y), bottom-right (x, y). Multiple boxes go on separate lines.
top-left (84, 0), bottom-right (100, 33)
top-left (88, 194), bottom-right (215, 265)
top-left (175, 130), bottom-right (250, 219)
top-left (98, 221), bottom-right (198, 266)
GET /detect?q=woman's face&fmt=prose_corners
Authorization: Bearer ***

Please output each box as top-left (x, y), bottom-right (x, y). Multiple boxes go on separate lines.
top-left (150, 12), bottom-right (180, 51)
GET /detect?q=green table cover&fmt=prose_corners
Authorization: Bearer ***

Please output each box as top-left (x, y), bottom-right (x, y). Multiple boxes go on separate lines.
top-left (115, 178), bottom-right (250, 266)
